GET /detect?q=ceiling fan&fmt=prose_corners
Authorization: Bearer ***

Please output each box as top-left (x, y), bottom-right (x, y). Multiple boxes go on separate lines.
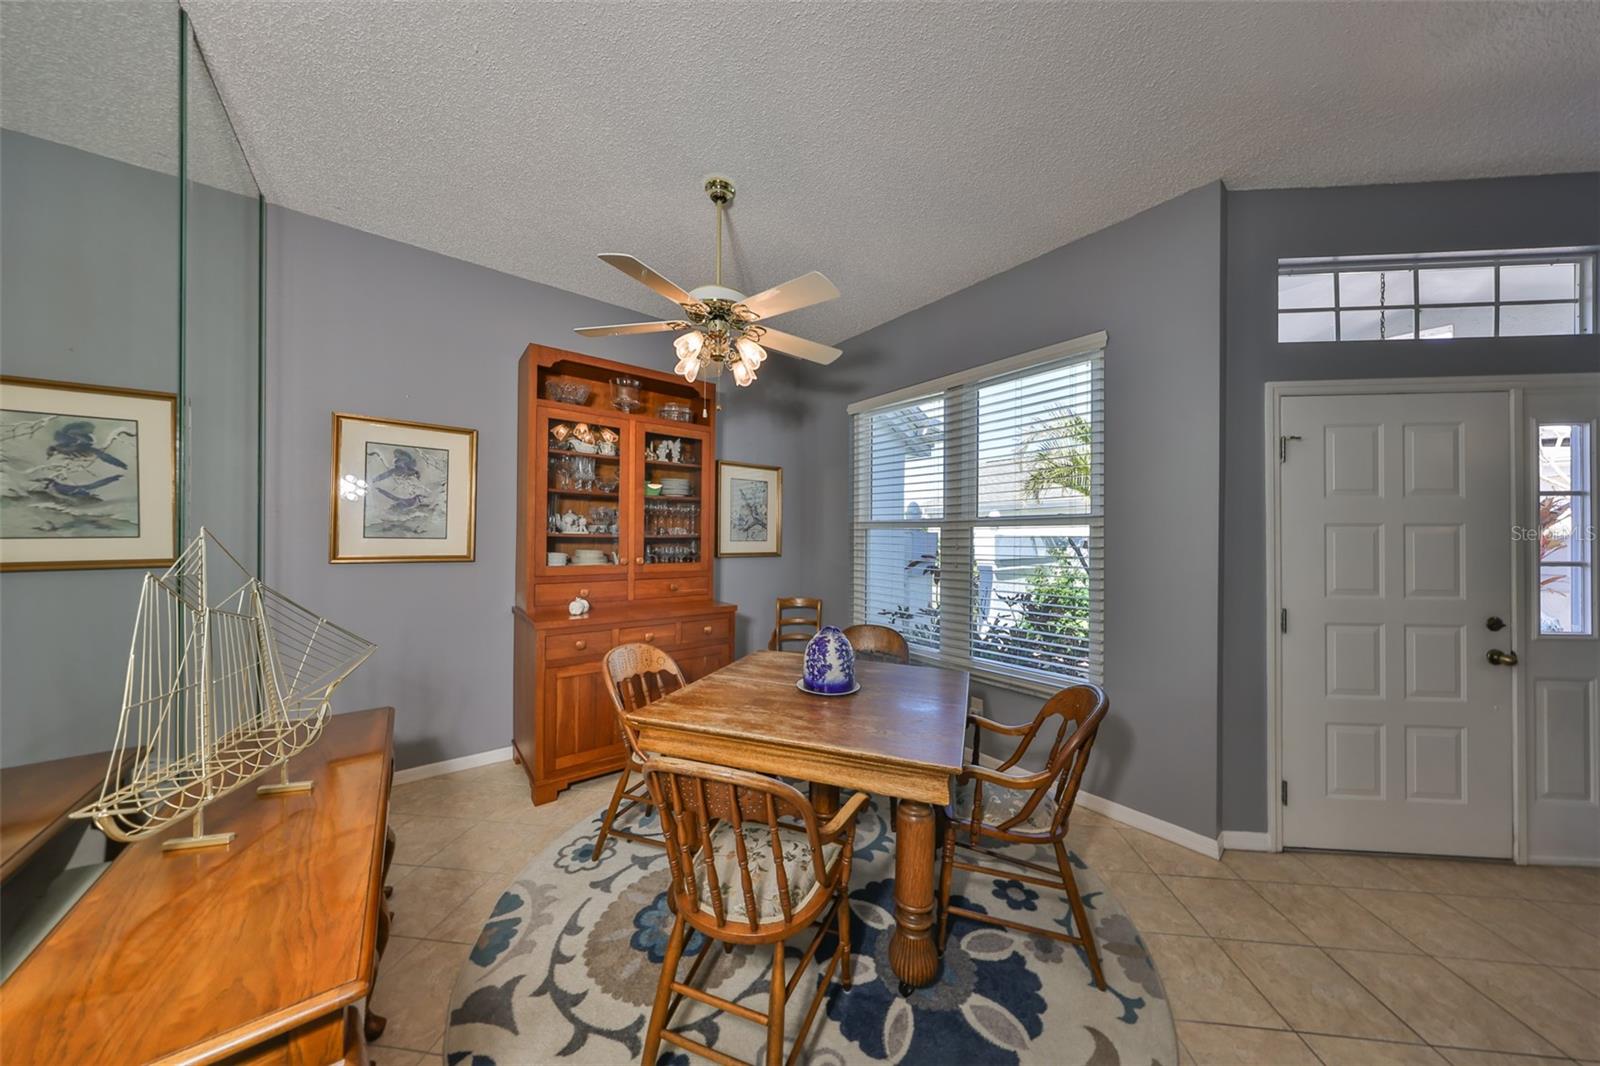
top-left (575, 177), bottom-right (842, 389)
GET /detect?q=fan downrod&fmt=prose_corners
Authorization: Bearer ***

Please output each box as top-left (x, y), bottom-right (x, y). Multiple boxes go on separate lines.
top-left (704, 176), bottom-right (735, 206)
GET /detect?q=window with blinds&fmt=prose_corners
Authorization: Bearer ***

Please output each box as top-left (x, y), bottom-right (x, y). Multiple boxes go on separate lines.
top-left (849, 333), bottom-right (1105, 692)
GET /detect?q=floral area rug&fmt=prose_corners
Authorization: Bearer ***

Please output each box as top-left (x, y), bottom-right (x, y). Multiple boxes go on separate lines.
top-left (446, 796), bottom-right (1177, 1066)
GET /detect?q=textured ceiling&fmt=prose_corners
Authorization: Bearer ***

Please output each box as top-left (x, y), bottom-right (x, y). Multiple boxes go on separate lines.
top-left (1, 1), bottom-right (258, 195)
top-left (168, 3), bottom-right (1600, 341)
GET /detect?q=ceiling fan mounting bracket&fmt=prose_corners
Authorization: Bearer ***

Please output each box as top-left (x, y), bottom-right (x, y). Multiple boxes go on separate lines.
top-left (704, 177), bottom-right (735, 206)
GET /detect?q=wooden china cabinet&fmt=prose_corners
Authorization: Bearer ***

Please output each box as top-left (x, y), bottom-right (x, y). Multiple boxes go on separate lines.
top-left (513, 344), bottom-right (735, 804)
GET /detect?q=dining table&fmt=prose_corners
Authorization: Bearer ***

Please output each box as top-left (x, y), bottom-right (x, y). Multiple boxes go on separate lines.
top-left (629, 649), bottom-right (970, 994)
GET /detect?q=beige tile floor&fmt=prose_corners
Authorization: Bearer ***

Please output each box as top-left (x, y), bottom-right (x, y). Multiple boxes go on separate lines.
top-left (367, 760), bottom-right (1600, 1065)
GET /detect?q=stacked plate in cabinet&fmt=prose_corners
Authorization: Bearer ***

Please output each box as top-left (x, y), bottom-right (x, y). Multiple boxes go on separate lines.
top-left (659, 477), bottom-right (692, 497)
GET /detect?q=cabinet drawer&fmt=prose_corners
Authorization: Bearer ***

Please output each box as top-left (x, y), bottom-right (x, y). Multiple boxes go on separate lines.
top-left (633, 575), bottom-right (710, 600)
top-left (543, 627), bottom-right (613, 661)
top-left (533, 577), bottom-right (629, 607)
top-left (681, 615), bottom-right (732, 646)
top-left (617, 622), bottom-right (679, 648)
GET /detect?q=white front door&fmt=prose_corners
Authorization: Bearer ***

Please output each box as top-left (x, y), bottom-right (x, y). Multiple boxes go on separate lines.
top-left (1279, 391), bottom-right (1516, 857)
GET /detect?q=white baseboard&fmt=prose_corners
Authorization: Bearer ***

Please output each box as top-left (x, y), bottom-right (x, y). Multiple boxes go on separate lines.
top-left (393, 745), bottom-right (513, 786)
top-left (1218, 830), bottom-right (1273, 853)
top-left (1074, 791), bottom-right (1223, 860)
top-left (1527, 853), bottom-right (1600, 868)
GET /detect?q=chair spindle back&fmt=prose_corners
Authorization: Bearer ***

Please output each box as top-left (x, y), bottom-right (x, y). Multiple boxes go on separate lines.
top-left (642, 756), bottom-right (827, 934)
top-left (603, 643), bottom-right (688, 761)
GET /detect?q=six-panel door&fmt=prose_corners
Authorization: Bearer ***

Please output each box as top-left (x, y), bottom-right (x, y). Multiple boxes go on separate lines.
top-left (1280, 391), bottom-right (1515, 857)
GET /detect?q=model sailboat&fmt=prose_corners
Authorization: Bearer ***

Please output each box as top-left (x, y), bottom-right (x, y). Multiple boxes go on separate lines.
top-left (72, 529), bottom-right (375, 850)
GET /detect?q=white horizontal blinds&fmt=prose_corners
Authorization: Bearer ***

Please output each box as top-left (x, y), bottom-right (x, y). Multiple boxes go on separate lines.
top-left (852, 338), bottom-right (1105, 689)
top-left (853, 394), bottom-right (947, 653)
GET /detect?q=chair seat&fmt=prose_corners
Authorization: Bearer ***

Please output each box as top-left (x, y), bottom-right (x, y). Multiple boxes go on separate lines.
top-left (949, 778), bottom-right (1059, 836)
top-left (692, 821), bottom-right (842, 925)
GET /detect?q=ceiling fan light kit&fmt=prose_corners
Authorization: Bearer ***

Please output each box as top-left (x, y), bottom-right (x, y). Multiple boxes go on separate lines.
top-left (575, 177), bottom-right (842, 393)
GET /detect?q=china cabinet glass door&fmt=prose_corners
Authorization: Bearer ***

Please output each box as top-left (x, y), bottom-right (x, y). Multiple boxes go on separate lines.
top-left (541, 411), bottom-right (628, 576)
top-left (638, 425), bottom-right (710, 569)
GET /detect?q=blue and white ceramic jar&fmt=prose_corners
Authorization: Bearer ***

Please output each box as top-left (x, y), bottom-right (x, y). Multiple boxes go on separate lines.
top-left (802, 626), bottom-right (856, 694)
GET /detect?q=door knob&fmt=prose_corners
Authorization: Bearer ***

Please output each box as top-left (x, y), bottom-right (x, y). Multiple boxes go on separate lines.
top-left (1486, 648), bottom-right (1518, 667)
top-left (1485, 616), bottom-right (1505, 632)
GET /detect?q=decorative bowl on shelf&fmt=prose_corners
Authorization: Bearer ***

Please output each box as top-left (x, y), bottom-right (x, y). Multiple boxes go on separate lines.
top-left (660, 402), bottom-right (695, 422)
top-left (800, 626), bottom-right (856, 695)
top-left (546, 381), bottom-right (592, 406)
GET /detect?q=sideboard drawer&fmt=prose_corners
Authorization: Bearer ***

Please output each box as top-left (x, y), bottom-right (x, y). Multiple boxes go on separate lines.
top-left (682, 615), bottom-right (732, 646)
top-left (617, 622), bottom-right (679, 648)
top-left (543, 627), bottom-right (613, 661)
top-left (533, 576), bottom-right (629, 607)
top-left (634, 576), bottom-right (710, 600)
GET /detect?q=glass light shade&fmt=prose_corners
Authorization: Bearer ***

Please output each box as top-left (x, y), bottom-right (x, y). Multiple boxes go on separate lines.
top-left (673, 330), bottom-right (704, 359)
top-left (731, 359), bottom-right (755, 387)
top-left (735, 336), bottom-right (766, 371)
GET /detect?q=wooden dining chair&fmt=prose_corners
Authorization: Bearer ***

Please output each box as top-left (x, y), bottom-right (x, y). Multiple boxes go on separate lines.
top-left (639, 756), bottom-right (866, 1066)
top-left (936, 683), bottom-right (1110, 989)
top-left (767, 597), bottom-right (823, 651)
top-left (841, 623), bottom-right (910, 664)
top-left (593, 643), bottom-right (687, 855)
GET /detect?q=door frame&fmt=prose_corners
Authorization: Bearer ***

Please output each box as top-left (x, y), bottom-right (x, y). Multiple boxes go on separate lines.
top-left (1263, 373), bottom-right (1600, 862)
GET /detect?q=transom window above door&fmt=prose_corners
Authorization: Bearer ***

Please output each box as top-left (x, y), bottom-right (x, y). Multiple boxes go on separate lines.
top-left (1277, 248), bottom-right (1596, 342)
top-left (848, 332), bottom-right (1105, 693)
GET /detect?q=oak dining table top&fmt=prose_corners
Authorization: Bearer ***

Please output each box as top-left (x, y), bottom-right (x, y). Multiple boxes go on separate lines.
top-left (630, 650), bottom-right (970, 804)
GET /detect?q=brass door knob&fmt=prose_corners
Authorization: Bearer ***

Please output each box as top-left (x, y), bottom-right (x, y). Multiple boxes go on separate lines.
top-left (635, 556), bottom-right (644, 565)
top-left (1486, 648), bottom-right (1518, 666)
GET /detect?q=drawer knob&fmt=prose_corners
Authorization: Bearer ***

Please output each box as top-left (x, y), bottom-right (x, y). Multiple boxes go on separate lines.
top-left (669, 583), bottom-right (679, 592)
top-left (702, 624), bottom-right (713, 634)
top-left (574, 640), bottom-right (587, 650)
top-left (644, 631), bottom-right (655, 643)
top-left (579, 587), bottom-right (589, 597)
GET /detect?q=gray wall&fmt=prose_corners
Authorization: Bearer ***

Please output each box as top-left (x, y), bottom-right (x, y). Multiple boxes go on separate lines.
top-left (0, 131), bottom-right (179, 766)
top-left (800, 183), bottom-right (1227, 837)
top-left (1219, 173), bottom-right (1600, 831)
top-left (264, 206), bottom-right (822, 770)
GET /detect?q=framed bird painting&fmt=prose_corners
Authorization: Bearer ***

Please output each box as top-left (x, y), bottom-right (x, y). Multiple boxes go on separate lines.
top-left (0, 376), bottom-right (178, 571)
top-left (330, 412), bottom-right (477, 563)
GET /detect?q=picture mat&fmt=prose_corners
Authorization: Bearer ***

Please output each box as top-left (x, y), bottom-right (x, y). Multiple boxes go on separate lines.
top-left (0, 380), bottom-right (175, 567)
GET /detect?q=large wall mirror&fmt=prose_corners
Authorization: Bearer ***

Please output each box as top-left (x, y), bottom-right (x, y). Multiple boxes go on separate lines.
top-left (0, 4), bottom-right (264, 766)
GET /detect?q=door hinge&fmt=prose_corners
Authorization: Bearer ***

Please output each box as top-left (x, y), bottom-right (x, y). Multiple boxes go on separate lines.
top-left (1281, 780), bottom-right (1288, 806)
top-left (1280, 608), bottom-right (1288, 633)
top-left (1279, 434), bottom-right (1303, 462)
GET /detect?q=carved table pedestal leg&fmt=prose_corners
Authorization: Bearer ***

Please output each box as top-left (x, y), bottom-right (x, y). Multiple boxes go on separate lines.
top-left (888, 799), bottom-right (939, 995)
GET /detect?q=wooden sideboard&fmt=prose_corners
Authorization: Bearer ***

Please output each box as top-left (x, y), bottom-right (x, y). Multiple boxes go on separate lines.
top-left (514, 345), bottom-right (736, 805)
top-left (0, 708), bottom-right (397, 1065)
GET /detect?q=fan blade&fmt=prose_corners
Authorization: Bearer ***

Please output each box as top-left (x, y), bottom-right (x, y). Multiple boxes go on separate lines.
top-left (740, 271), bottom-right (840, 320)
top-left (758, 328), bottom-right (842, 365)
top-left (598, 253), bottom-right (695, 307)
top-left (574, 321), bottom-right (683, 337)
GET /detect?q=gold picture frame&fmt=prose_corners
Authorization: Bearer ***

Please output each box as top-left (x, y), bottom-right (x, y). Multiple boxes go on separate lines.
top-left (716, 460), bottom-right (782, 557)
top-left (330, 412), bottom-right (478, 563)
top-left (0, 375), bottom-right (178, 572)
